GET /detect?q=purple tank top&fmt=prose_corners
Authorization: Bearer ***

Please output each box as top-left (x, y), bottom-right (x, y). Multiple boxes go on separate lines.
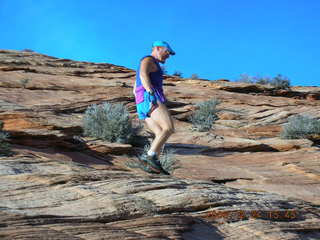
top-left (135, 55), bottom-right (166, 104)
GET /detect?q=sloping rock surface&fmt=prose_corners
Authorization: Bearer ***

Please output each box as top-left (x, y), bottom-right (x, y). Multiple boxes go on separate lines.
top-left (0, 49), bottom-right (320, 239)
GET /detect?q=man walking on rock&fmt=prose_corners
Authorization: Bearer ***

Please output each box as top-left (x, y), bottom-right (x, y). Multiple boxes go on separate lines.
top-left (133, 40), bottom-right (176, 174)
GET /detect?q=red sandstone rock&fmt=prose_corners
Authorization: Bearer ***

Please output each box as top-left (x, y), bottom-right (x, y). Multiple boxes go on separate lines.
top-left (0, 49), bottom-right (320, 239)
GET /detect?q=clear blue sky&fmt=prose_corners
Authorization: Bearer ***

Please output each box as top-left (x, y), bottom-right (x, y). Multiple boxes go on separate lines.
top-left (1, 0), bottom-right (319, 86)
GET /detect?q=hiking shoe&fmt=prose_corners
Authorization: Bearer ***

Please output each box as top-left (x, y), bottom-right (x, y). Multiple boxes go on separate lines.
top-left (153, 156), bottom-right (170, 175)
top-left (139, 154), bottom-right (170, 175)
top-left (126, 159), bottom-right (159, 174)
top-left (140, 161), bottom-right (161, 174)
top-left (139, 154), bottom-right (162, 173)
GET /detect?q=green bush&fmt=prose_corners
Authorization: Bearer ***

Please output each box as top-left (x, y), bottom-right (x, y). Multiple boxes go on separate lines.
top-left (237, 74), bottom-right (290, 89)
top-left (83, 102), bottom-right (134, 143)
top-left (189, 98), bottom-right (221, 132)
top-left (280, 114), bottom-right (320, 139)
top-left (0, 121), bottom-right (11, 156)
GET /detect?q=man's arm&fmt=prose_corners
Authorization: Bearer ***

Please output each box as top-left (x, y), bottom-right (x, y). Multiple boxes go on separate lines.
top-left (139, 57), bottom-right (156, 93)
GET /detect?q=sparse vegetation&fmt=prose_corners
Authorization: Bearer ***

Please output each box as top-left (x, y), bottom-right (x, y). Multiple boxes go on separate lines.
top-left (237, 74), bottom-right (290, 89)
top-left (20, 78), bottom-right (30, 88)
top-left (83, 102), bottom-right (134, 144)
top-left (125, 144), bottom-right (180, 174)
top-left (159, 147), bottom-right (179, 173)
top-left (271, 74), bottom-right (290, 89)
top-left (191, 73), bottom-right (199, 79)
top-left (237, 74), bottom-right (253, 83)
top-left (280, 114), bottom-right (320, 139)
top-left (22, 49), bottom-right (35, 52)
top-left (114, 195), bottom-right (157, 217)
top-left (189, 98), bottom-right (221, 132)
top-left (0, 121), bottom-right (11, 156)
top-left (173, 71), bottom-right (183, 78)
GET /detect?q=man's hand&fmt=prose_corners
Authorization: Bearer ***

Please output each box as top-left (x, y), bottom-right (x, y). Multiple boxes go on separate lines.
top-left (147, 91), bottom-right (157, 105)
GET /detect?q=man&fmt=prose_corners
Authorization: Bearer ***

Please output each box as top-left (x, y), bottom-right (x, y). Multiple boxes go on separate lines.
top-left (133, 40), bottom-right (175, 174)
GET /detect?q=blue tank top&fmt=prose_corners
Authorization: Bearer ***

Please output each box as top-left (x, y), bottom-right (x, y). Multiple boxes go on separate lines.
top-left (135, 55), bottom-right (166, 104)
top-left (136, 55), bottom-right (163, 89)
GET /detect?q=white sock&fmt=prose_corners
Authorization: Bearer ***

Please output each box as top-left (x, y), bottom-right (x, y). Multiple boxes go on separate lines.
top-left (147, 150), bottom-right (156, 156)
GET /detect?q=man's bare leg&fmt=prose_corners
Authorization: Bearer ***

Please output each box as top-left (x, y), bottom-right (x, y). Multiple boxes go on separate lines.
top-left (145, 117), bottom-right (163, 156)
top-left (147, 101), bottom-right (174, 156)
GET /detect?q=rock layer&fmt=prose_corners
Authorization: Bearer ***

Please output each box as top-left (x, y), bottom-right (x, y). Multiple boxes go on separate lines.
top-left (0, 49), bottom-right (320, 239)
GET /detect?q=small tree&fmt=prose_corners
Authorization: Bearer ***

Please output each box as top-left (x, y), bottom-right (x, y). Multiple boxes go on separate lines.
top-left (83, 102), bottom-right (134, 143)
top-left (189, 98), bottom-right (221, 132)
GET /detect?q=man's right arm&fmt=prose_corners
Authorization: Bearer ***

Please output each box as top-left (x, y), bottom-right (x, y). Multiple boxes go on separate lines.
top-left (139, 57), bottom-right (155, 93)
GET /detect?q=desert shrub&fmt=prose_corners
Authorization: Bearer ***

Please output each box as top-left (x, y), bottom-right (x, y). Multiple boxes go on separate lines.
top-left (255, 76), bottom-right (272, 85)
top-left (22, 49), bottom-right (34, 52)
top-left (280, 114), bottom-right (320, 139)
top-left (159, 147), bottom-right (179, 173)
top-left (83, 102), bottom-right (133, 143)
top-left (238, 74), bottom-right (254, 83)
top-left (125, 144), bottom-right (180, 174)
top-left (237, 74), bottom-right (290, 89)
top-left (20, 78), bottom-right (30, 88)
top-left (0, 121), bottom-right (11, 156)
top-left (270, 74), bottom-right (290, 89)
top-left (189, 98), bottom-right (221, 132)
top-left (191, 73), bottom-right (199, 79)
top-left (173, 71), bottom-right (183, 78)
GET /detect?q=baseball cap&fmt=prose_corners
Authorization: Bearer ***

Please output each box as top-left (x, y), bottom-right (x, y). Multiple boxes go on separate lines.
top-left (152, 40), bottom-right (175, 55)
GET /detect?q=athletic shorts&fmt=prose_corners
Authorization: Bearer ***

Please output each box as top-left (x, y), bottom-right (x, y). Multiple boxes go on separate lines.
top-left (136, 91), bottom-right (162, 120)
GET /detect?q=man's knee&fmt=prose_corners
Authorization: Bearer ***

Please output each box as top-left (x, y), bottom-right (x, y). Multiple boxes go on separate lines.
top-left (162, 126), bottom-right (174, 136)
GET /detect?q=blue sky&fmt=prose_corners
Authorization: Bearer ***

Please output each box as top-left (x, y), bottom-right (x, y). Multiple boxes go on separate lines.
top-left (1, 0), bottom-right (319, 86)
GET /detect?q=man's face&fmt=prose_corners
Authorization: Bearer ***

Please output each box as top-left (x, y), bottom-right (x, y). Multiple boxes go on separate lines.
top-left (157, 47), bottom-right (170, 63)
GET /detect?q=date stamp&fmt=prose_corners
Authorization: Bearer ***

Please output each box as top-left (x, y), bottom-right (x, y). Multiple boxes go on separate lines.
top-left (205, 209), bottom-right (298, 223)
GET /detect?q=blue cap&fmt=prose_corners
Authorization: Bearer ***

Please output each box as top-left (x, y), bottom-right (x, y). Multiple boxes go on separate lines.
top-left (152, 40), bottom-right (175, 55)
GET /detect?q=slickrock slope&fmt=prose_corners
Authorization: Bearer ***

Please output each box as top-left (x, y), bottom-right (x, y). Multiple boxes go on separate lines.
top-left (0, 49), bottom-right (320, 239)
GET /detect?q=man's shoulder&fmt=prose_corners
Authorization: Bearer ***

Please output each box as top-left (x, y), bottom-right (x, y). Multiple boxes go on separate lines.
top-left (140, 55), bottom-right (154, 63)
top-left (140, 56), bottom-right (157, 70)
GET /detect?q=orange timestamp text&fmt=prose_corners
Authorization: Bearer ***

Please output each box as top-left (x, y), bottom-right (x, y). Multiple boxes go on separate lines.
top-left (205, 209), bottom-right (298, 222)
